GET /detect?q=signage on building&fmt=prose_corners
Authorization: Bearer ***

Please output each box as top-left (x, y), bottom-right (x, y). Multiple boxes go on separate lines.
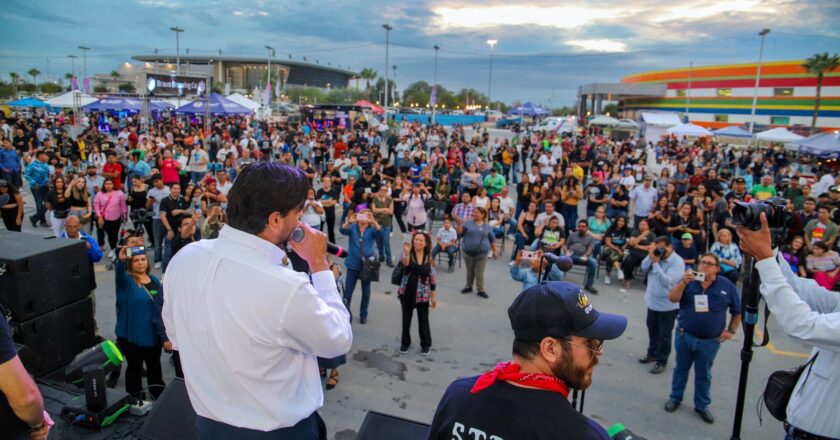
top-left (145, 73), bottom-right (209, 96)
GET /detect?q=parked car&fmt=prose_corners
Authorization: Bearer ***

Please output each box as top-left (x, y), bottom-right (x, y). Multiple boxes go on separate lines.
top-left (496, 116), bottom-right (522, 128)
top-left (531, 117), bottom-right (577, 134)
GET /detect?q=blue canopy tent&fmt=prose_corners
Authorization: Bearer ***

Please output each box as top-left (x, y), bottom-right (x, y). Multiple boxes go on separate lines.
top-left (83, 97), bottom-right (173, 113)
top-left (174, 93), bottom-right (251, 115)
top-left (7, 97), bottom-right (49, 108)
top-left (509, 101), bottom-right (551, 117)
top-left (795, 131), bottom-right (840, 158)
top-left (712, 126), bottom-right (753, 138)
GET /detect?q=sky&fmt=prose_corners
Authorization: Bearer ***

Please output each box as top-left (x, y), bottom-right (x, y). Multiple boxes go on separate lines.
top-left (1, 0), bottom-right (839, 106)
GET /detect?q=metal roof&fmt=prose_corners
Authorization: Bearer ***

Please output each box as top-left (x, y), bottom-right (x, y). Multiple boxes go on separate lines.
top-left (577, 82), bottom-right (666, 98)
top-left (131, 54), bottom-right (357, 76)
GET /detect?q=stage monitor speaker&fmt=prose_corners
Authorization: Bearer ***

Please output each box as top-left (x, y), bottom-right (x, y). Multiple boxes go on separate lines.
top-left (11, 297), bottom-right (95, 375)
top-left (138, 378), bottom-right (197, 440)
top-left (357, 411), bottom-right (430, 440)
top-left (0, 231), bottom-right (91, 321)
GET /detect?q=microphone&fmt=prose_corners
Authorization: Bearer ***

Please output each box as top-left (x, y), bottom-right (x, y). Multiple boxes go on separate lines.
top-left (543, 253), bottom-right (574, 272)
top-left (290, 227), bottom-right (348, 258)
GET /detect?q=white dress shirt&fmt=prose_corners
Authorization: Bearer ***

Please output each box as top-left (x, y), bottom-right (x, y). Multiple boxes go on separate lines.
top-left (162, 225), bottom-right (352, 431)
top-left (756, 254), bottom-right (840, 438)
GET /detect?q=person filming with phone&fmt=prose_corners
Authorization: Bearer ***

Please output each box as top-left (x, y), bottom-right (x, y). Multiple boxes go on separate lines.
top-left (737, 213), bottom-right (839, 440)
top-left (163, 163), bottom-right (352, 439)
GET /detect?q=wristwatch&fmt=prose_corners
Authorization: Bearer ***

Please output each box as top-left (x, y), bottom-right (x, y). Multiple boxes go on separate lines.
top-left (726, 327), bottom-right (737, 335)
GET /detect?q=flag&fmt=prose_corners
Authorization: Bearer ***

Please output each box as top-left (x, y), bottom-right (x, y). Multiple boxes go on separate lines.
top-left (430, 85), bottom-right (438, 107)
top-left (275, 78), bottom-right (281, 98)
top-left (264, 82), bottom-right (272, 106)
top-left (253, 85), bottom-right (261, 101)
top-left (224, 82), bottom-right (230, 96)
top-left (70, 76), bottom-right (78, 91)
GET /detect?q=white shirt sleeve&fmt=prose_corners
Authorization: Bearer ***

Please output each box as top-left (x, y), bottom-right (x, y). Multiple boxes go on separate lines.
top-left (755, 255), bottom-right (840, 351)
top-left (277, 270), bottom-right (352, 358)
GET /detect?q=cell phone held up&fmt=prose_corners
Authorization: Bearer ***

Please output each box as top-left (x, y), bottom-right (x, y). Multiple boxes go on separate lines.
top-left (520, 250), bottom-right (538, 261)
top-left (690, 270), bottom-right (706, 282)
top-left (357, 213), bottom-right (369, 222)
top-left (127, 246), bottom-right (146, 258)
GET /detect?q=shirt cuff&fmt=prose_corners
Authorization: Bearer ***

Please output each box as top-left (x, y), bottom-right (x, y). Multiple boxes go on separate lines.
top-left (310, 270), bottom-right (339, 297)
top-left (755, 256), bottom-right (785, 284)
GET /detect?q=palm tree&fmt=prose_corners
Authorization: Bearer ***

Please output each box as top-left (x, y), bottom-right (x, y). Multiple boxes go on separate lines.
top-left (110, 70), bottom-right (121, 91)
top-left (359, 67), bottom-right (377, 97)
top-left (802, 52), bottom-right (840, 133)
top-left (27, 68), bottom-right (41, 89)
top-left (9, 72), bottom-right (19, 98)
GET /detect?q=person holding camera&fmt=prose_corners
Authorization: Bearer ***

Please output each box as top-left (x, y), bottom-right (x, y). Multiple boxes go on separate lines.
top-left (201, 203), bottom-right (226, 239)
top-left (640, 237), bottom-right (685, 375)
top-left (737, 213), bottom-right (839, 439)
top-left (663, 253), bottom-right (742, 424)
top-left (340, 209), bottom-right (381, 324)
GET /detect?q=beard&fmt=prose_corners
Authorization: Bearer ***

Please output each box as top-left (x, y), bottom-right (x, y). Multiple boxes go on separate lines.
top-left (550, 351), bottom-right (598, 390)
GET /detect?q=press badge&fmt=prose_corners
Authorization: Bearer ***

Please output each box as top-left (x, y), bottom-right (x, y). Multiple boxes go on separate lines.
top-left (694, 294), bottom-right (709, 313)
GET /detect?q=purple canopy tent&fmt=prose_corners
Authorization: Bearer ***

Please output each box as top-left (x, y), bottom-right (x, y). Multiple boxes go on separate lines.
top-left (509, 101), bottom-right (551, 117)
top-left (174, 93), bottom-right (251, 115)
top-left (83, 97), bottom-right (173, 113)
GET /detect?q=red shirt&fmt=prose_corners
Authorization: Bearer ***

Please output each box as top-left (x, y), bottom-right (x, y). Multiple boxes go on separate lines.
top-left (160, 159), bottom-right (180, 184)
top-left (333, 141), bottom-right (347, 159)
top-left (102, 162), bottom-right (124, 190)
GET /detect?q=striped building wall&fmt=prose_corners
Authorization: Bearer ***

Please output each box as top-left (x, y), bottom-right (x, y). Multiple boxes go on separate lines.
top-left (620, 60), bottom-right (840, 130)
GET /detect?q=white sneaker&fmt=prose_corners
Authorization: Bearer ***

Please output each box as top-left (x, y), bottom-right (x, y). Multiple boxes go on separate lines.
top-left (108, 250), bottom-right (115, 259)
top-left (604, 275), bottom-right (611, 285)
top-left (154, 262), bottom-right (161, 269)
top-left (617, 271), bottom-right (625, 281)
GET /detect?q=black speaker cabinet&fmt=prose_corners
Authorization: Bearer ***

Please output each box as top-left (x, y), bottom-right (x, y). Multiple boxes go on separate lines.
top-left (11, 297), bottom-right (95, 375)
top-left (139, 378), bottom-right (197, 440)
top-left (357, 411), bottom-right (430, 440)
top-left (0, 231), bottom-right (91, 321)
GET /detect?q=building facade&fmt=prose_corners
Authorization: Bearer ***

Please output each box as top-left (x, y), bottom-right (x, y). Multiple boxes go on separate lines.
top-left (619, 60), bottom-right (840, 131)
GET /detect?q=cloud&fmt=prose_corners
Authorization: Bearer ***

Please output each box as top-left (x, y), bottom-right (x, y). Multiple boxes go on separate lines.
top-left (431, 5), bottom-right (620, 30)
top-left (566, 39), bottom-right (627, 53)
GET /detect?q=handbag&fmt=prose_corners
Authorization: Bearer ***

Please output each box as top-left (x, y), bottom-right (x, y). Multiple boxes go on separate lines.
top-left (762, 352), bottom-right (819, 422)
top-left (359, 257), bottom-right (380, 282)
top-left (390, 261), bottom-right (405, 286)
top-left (53, 209), bottom-right (70, 219)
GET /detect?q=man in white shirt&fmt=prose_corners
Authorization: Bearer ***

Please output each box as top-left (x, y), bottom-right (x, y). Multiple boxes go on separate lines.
top-left (163, 163), bottom-right (352, 438)
top-left (630, 175), bottom-right (658, 227)
top-left (497, 187), bottom-right (517, 236)
top-left (537, 151), bottom-right (556, 178)
top-left (432, 218), bottom-right (459, 272)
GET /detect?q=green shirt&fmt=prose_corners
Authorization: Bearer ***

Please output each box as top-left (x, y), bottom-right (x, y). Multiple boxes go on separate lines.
top-left (372, 196), bottom-right (393, 228)
top-left (483, 174), bottom-right (506, 196)
top-left (751, 184), bottom-right (777, 201)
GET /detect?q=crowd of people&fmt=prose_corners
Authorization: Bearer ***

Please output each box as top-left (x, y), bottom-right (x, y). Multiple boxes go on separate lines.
top-left (2, 107), bottom-right (839, 432)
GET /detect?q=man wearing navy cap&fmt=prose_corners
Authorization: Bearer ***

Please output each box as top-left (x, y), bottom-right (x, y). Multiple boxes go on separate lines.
top-left (427, 281), bottom-right (627, 440)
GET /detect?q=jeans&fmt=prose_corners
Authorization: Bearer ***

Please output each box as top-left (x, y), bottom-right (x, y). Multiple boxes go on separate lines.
top-left (646, 309), bottom-right (678, 364)
top-left (29, 183), bottom-right (49, 224)
top-left (669, 329), bottom-right (721, 411)
top-left (197, 412), bottom-right (326, 440)
top-left (191, 171), bottom-right (204, 185)
top-left (432, 244), bottom-right (457, 265)
top-left (1, 169), bottom-right (21, 190)
top-left (152, 219), bottom-right (165, 263)
top-left (560, 203), bottom-right (578, 231)
top-left (376, 226), bottom-right (392, 264)
top-left (324, 209), bottom-right (336, 244)
top-left (400, 294), bottom-right (431, 350)
top-left (162, 236), bottom-right (173, 273)
top-left (343, 268), bottom-right (371, 321)
top-left (607, 207), bottom-right (628, 219)
top-left (571, 255), bottom-right (598, 287)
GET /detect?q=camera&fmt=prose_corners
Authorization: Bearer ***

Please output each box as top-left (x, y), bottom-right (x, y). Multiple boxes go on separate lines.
top-left (129, 208), bottom-right (151, 224)
top-left (731, 197), bottom-right (789, 231)
top-left (653, 247), bottom-right (665, 258)
top-left (127, 246), bottom-right (145, 257)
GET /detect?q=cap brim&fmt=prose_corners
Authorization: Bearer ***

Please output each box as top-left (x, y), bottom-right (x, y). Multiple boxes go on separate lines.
top-left (575, 312), bottom-right (627, 341)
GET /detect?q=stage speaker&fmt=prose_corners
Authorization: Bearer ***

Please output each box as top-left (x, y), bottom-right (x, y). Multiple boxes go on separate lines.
top-left (138, 378), bottom-right (197, 440)
top-left (0, 231), bottom-right (91, 321)
top-left (11, 297), bottom-right (95, 375)
top-left (357, 411), bottom-right (430, 440)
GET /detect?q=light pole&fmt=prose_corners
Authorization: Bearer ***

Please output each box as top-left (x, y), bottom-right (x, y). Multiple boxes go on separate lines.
top-left (432, 45), bottom-right (440, 126)
top-left (67, 55), bottom-right (77, 78)
top-left (78, 46), bottom-right (90, 78)
top-left (265, 45), bottom-right (274, 101)
top-left (382, 24), bottom-right (393, 116)
top-left (486, 39), bottom-right (497, 111)
top-left (748, 28), bottom-right (771, 142)
top-left (170, 26), bottom-right (184, 74)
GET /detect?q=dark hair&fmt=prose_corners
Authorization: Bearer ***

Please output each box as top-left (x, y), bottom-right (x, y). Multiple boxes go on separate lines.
top-left (812, 241), bottom-right (830, 252)
top-left (226, 163), bottom-right (308, 235)
top-left (654, 236), bottom-right (671, 247)
top-left (512, 339), bottom-right (541, 359)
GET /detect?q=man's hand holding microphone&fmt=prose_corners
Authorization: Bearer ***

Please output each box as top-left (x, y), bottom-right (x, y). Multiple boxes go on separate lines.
top-left (289, 222), bottom-right (330, 274)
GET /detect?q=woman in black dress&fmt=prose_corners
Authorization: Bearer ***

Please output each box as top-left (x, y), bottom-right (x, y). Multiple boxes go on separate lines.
top-left (0, 180), bottom-right (23, 231)
top-left (397, 231), bottom-right (437, 355)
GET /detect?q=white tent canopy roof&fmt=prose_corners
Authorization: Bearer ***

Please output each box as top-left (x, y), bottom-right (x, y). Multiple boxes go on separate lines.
top-left (45, 91), bottom-right (97, 108)
top-left (226, 93), bottom-right (261, 110)
top-left (641, 111), bottom-right (682, 127)
top-left (666, 123), bottom-right (713, 137)
top-left (588, 115), bottom-right (620, 126)
top-left (755, 127), bottom-right (805, 143)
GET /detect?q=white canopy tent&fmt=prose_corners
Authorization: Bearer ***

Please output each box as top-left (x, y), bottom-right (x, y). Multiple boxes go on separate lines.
top-left (225, 93), bottom-right (260, 111)
top-left (666, 123), bottom-right (713, 137)
top-left (641, 111), bottom-right (682, 140)
top-left (755, 127), bottom-right (804, 143)
top-left (45, 91), bottom-right (97, 108)
top-left (588, 115), bottom-right (620, 126)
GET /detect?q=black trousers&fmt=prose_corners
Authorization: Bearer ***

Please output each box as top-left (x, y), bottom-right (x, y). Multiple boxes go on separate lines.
top-left (646, 309), bottom-right (678, 365)
top-left (197, 411), bottom-right (326, 440)
top-left (622, 253), bottom-right (646, 281)
top-left (103, 219), bottom-right (122, 250)
top-left (400, 295), bottom-right (431, 349)
top-left (393, 202), bottom-right (407, 233)
top-left (324, 209), bottom-right (336, 244)
top-left (118, 337), bottom-right (164, 399)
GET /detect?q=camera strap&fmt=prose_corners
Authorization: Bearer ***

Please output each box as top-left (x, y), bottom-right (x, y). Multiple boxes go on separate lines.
top-left (752, 301), bottom-right (771, 348)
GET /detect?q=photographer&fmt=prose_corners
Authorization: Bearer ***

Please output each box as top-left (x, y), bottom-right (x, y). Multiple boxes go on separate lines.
top-left (738, 213), bottom-right (840, 440)
top-left (640, 237), bottom-right (684, 375)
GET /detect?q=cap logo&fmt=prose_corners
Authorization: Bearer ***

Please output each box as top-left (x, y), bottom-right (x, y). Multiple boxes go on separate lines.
top-left (577, 290), bottom-right (593, 314)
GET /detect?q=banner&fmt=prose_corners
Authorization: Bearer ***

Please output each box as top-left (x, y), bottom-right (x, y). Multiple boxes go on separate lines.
top-left (263, 82), bottom-right (272, 107)
top-left (70, 76), bottom-right (78, 91)
top-left (145, 73), bottom-right (208, 96)
top-left (224, 82), bottom-right (230, 96)
top-left (430, 85), bottom-right (438, 107)
top-left (83, 78), bottom-right (90, 94)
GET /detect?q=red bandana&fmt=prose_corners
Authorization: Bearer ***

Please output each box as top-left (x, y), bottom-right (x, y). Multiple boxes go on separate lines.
top-left (470, 362), bottom-right (570, 398)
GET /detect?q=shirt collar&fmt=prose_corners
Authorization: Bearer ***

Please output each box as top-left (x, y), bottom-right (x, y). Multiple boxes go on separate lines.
top-left (219, 225), bottom-right (286, 265)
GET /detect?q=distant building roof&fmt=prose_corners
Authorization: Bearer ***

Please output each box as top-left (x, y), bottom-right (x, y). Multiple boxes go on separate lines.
top-left (131, 54), bottom-right (358, 76)
top-left (577, 83), bottom-right (666, 98)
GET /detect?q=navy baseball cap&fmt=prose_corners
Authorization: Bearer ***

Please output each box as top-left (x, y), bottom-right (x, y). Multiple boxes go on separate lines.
top-left (508, 281), bottom-right (627, 342)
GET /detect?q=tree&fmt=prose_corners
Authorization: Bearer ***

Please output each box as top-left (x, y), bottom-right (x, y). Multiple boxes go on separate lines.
top-left (325, 87), bottom-right (368, 104)
top-left (401, 81), bottom-right (432, 107)
top-left (212, 81), bottom-right (225, 94)
top-left (27, 68), bottom-right (41, 89)
top-left (65, 72), bottom-right (74, 81)
top-left (93, 85), bottom-right (109, 93)
top-left (358, 67), bottom-right (377, 97)
top-left (802, 52), bottom-right (840, 133)
top-left (371, 77), bottom-right (399, 106)
top-left (110, 70), bottom-right (120, 91)
top-left (8, 72), bottom-right (19, 98)
top-left (603, 103), bottom-right (618, 116)
top-left (118, 83), bottom-right (136, 93)
top-left (285, 87), bottom-right (327, 105)
top-left (40, 82), bottom-right (62, 94)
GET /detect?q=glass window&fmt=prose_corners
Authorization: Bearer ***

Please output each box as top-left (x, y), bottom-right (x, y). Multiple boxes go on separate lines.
top-left (770, 116), bottom-right (790, 125)
top-left (716, 88), bottom-right (732, 96)
top-left (714, 115), bottom-right (729, 122)
top-left (675, 89), bottom-right (687, 97)
top-left (773, 88), bottom-right (794, 96)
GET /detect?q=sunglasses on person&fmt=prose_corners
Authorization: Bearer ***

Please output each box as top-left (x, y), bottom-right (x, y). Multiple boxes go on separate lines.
top-left (560, 338), bottom-right (604, 356)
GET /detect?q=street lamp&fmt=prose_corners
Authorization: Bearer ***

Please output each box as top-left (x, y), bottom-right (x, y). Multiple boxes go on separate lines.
top-left (486, 39), bottom-right (497, 111)
top-left (78, 46), bottom-right (90, 78)
top-left (67, 55), bottom-right (78, 78)
top-left (382, 24), bottom-right (393, 115)
top-left (432, 45), bottom-right (440, 125)
top-left (748, 28), bottom-right (770, 142)
top-left (170, 26), bottom-right (184, 74)
top-left (265, 45), bottom-right (274, 103)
